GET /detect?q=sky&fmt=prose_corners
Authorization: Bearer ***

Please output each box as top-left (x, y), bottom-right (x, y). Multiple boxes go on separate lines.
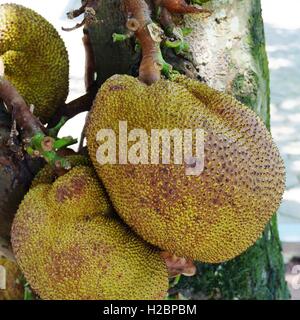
top-left (261, 0), bottom-right (300, 30)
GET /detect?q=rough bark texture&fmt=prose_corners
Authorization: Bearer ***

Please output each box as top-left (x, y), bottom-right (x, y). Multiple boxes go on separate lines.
top-left (0, 236), bottom-right (14, 261)
top-left (88, 0), bottom-right (139, 85)
top-left (87, 0), bottom-right (290, 299)
top-left (0, 103), bottom-right (43, 241)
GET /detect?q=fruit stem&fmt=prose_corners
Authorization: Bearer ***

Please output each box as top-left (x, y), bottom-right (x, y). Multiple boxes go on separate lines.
top-left (54, 137), bottom-right (78, 150)
top-left (26, 133), bottom-right (77, 169)
top-left (123, 0), bottom-right (163, 85)
top-left (48, 117), bottom-right (68, 137)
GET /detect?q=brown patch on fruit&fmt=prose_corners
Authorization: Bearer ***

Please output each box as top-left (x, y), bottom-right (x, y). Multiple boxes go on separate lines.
top-left (47, 244), bottom-right (85, 282)
top-left (92, 242), bottom-right (113, 256)
top-left (56, 175), bottom-right (87, 203)
top-left (109, 85), bottom-right (125, 91)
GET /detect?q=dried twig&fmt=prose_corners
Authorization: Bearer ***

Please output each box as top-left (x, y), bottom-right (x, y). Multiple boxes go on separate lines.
top-left (62, 20), bottom-right (86, 32)
top-left (66, 0), bottom-right (87, 19)
top-left (63, 0), bottom-right (100, 32)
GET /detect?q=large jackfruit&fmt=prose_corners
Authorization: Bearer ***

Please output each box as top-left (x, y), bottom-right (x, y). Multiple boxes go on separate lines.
top-left (0, 4), bottom-right (69, 122)
top-left (86, 75), bottom-right (285, 264)
top-left (11, 165), bottom-right (168, 300)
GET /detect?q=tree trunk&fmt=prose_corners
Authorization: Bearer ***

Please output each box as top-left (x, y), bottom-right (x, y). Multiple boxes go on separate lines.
top-left (87, 0), bottom-right (290, 299)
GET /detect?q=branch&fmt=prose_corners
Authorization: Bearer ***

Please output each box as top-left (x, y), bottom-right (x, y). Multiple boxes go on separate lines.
top-left (66, 0), bottom-right (87, 19)
top-left (47, 85), bottom-right (98, 128)
top-left (0, 76), bottom-right (44, 139)
top-left (62, 20), bottom-right (86, 32)
top-left (158, 0), bottom-right (211, 14)
top-left (124, 0), bottom-right (163, 85)
top-left (0, 77), bottom-right (76, 169)
top-left (63, 0), bottom-right (100, 32)
top-left (83, 28), bottom-right (96, 91)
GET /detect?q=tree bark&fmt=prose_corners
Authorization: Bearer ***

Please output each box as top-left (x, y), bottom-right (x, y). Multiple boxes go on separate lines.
top-left (0, 103), bottom-right (43, 241)
top-left (87, 0), bottom-right (290, 299)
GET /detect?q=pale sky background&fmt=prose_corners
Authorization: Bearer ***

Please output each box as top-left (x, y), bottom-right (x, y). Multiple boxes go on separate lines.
top-left (1, 0), bottom-right (300, 241)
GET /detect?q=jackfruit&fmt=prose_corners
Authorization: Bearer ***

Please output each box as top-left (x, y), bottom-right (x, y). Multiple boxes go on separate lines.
top-left (31, 155), bottom-right (90, 188)
top-left (0, 257), bottom-right (24, 300)
top-left (11, 165), bottom-right (168, 300)
top-left (86, 74), bottom-right (285, 264)
top-left (0, 4), bottom-right (69, 122)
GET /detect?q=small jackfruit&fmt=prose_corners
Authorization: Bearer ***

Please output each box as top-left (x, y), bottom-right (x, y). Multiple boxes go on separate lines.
top-left (0, 257), bottom-right (24, 300)
top-left (11, 165), bottom-right (168, 300)
top-left (86, 74), bottom-right (285, 264)
top-left (0, 4), bottom-right (69, 122)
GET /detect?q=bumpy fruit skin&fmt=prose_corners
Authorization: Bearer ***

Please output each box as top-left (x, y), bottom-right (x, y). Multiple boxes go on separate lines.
top-left (31, 155), bottom-right (91, 188)
top-left (86, 75), bottom-right (285, 264)
top-left (0, 4), bottom-right (69, 123)
top-left (0, 257), bottom-right (24, 300)
top-left (11, 166), bottom-right (168, 300)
